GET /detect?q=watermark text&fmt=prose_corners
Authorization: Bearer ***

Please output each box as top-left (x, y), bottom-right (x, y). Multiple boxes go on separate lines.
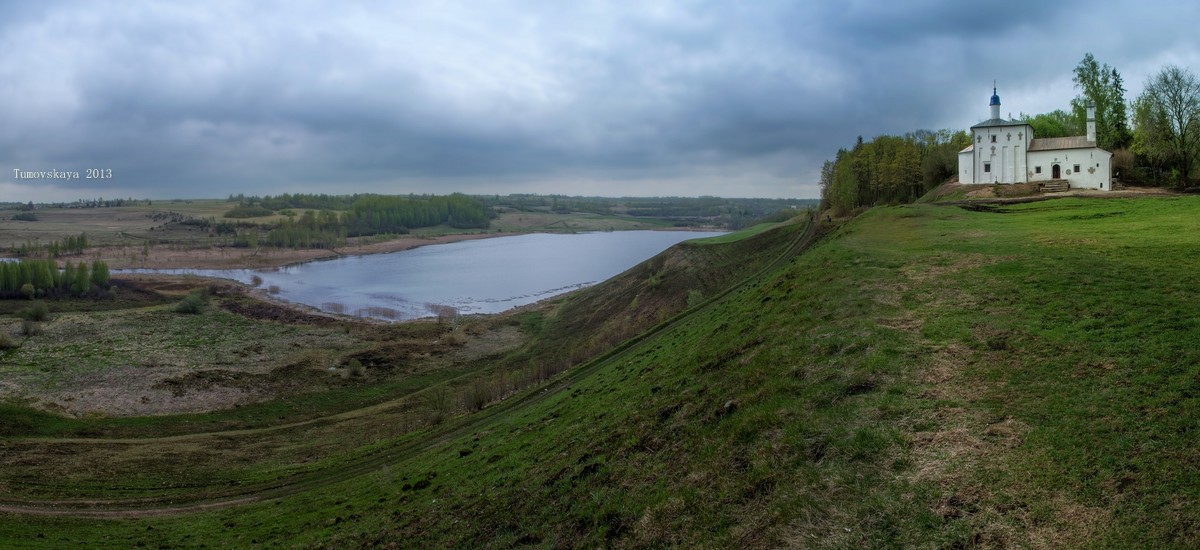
top-left (12, 168), bottom-right (114, 180)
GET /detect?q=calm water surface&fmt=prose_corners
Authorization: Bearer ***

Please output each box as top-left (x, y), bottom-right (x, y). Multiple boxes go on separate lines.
top-left (123, 230), bottom-right (724, 320)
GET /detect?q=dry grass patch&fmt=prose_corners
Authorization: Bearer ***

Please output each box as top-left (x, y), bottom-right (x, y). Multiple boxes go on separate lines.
top-left (899, 253), bottom-right (1001, 285)
top-left (0, 297), bottom-right (369, 416)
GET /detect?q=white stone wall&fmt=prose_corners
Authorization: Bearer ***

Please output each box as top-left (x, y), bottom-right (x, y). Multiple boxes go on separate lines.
top-left (968, 123), bottom-right (1032, 184)
top-left (958, 150), bottom-right (974, 183)
top-left (1027, 148), bottom-right (1112, 190)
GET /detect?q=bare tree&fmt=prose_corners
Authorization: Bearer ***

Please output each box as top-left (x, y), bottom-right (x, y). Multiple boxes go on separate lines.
top-left (1134, 65), bottom-right (1200, 187)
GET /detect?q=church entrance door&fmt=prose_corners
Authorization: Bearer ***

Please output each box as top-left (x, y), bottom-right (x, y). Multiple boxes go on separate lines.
top-left (1052, 164), bottom-right (1061, 178)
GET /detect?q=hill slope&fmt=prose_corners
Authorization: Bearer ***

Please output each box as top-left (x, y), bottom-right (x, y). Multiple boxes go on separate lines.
top-left (521, 216), bottom-right (812, 367)
top-left (3, 197), bottom-right (1200, 547)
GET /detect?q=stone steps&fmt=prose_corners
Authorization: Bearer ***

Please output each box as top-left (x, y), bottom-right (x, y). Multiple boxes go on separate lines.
top-left (1040, 179), bottom-right (1069, 193)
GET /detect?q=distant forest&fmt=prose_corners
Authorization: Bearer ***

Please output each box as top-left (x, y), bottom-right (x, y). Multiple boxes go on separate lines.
top-left (479, 194), bottom-right (815, 230)
top-left (821, 53), bottom-right (1200, 211)
top-left (219, 193), bottom-right (813, 238)
top-left (217, 193), bottom-right (493, 249)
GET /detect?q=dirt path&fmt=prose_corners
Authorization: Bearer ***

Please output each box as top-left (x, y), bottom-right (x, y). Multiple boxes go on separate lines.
top-left (929, 182), bottom-right (1178, 206)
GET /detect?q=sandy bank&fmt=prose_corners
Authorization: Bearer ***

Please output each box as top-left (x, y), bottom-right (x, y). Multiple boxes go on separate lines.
top-left (99, 231), bottom-right (506, 270)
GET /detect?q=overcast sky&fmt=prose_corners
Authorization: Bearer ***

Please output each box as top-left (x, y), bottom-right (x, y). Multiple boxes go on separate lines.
top-left (2, 1), bottom-right (1197, 202)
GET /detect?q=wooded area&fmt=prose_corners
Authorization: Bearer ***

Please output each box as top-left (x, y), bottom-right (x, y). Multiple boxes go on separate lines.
top-left (215, 193), bottom-right (494, 248)
top-left (0, 258), bottom-right (110, 299)
top-left (819, 130), bottom-right (970, 212)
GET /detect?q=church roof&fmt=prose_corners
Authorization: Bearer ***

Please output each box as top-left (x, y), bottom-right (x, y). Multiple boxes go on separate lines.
top-left (1028, 136), bottom-right (1097, 151)
top-left (970, 118), bottom-right (1029, 129)
top-left (959, 144), bottom-right (974, 154)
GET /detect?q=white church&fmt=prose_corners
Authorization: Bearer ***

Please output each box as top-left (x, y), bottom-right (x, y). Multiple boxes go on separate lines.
top-left (958, 87), bottom-right (1112, 190)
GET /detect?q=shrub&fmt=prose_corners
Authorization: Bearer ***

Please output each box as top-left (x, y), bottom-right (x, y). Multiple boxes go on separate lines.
top-left (20, 320), bottom-right (42, 337)
top-left (11, 212), bottom-right (38, 222)
top-left (463, 378), bottom-right (499, 411)
top-left (0, 332), bottom-right (17, 350)
top-left (347, 359), bottom-right (365, 378)
top-left (19, 301), bottom-right (50, 322)
top-left (19, 283), bottom-right (35, 300)
top-left (174, 291), bottom-right (207, 314)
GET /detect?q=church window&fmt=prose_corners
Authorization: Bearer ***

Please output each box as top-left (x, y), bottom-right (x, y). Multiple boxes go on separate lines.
top-left (1074, 164), bottom-right (1081, 173)
top-left (990, 135), bottom-right (997, 143)
top-left (977, 136), bottom-right (981, 143)
top-left (1035, 166), bottom-right (1042, 174)
top-left (983, 163), bottom-right (992, 173)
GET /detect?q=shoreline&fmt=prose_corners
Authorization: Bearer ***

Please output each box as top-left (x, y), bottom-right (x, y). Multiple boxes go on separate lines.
top-left (99, 231), bottom-right (510, 270)
top-left (104, 227), bottom-right (724, 323)
top-left (94, 226), bottom-right (724, 271)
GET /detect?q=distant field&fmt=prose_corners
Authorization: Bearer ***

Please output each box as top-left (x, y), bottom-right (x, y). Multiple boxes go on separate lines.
top-left (0, 200), bottom-right (232, 249)
top-left (0, 200), bottom-right (698, 253)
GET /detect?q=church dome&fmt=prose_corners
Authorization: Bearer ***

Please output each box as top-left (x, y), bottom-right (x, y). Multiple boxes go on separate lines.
top-left (990, 87), bottom-right (1001, 106)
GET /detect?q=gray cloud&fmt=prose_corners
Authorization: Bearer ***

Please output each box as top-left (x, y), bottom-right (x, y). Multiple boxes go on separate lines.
top-left (1, 0), bottom-right (1197, 201)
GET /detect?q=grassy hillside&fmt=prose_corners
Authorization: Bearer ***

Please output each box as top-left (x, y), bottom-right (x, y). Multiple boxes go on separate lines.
top-left (2, 197), bottom-right (1199, 547)
top-left (519, 215), bottom-right (810, 367)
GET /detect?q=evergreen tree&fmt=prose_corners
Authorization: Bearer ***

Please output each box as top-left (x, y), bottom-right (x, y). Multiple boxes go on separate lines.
top-left (1072, 53), bottom-right (1132, 150)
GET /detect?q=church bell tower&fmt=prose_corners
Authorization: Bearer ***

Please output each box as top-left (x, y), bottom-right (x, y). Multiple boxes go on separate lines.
top-left (990, 85), bottom-right (1001, 120)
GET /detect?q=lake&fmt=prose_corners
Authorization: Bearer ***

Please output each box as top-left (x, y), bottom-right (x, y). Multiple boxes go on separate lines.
top-left (122, 230), bottom-right (725, 321)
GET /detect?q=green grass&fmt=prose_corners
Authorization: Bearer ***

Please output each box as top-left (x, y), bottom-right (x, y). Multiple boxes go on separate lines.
top-left (690, 221), bottom-right (780, 244)
top-left (2, 196), bottom-right (1200, 547)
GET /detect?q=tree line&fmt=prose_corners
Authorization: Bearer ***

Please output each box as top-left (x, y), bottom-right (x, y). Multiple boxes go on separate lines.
top-left (0, 259), bottom-right (111, 299)
top-left (226, 193), bottom-right (359, 211)
top-left (212, 193), bottom-right (493, 250)
top-left (479, 194), bottom-right (814, 229)
top-left (341, 193), bottom-right (491, 235)
top-left (819, 130), bottom-right (970, 211)
top-left (13, 233), bottom-right (89, 258)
